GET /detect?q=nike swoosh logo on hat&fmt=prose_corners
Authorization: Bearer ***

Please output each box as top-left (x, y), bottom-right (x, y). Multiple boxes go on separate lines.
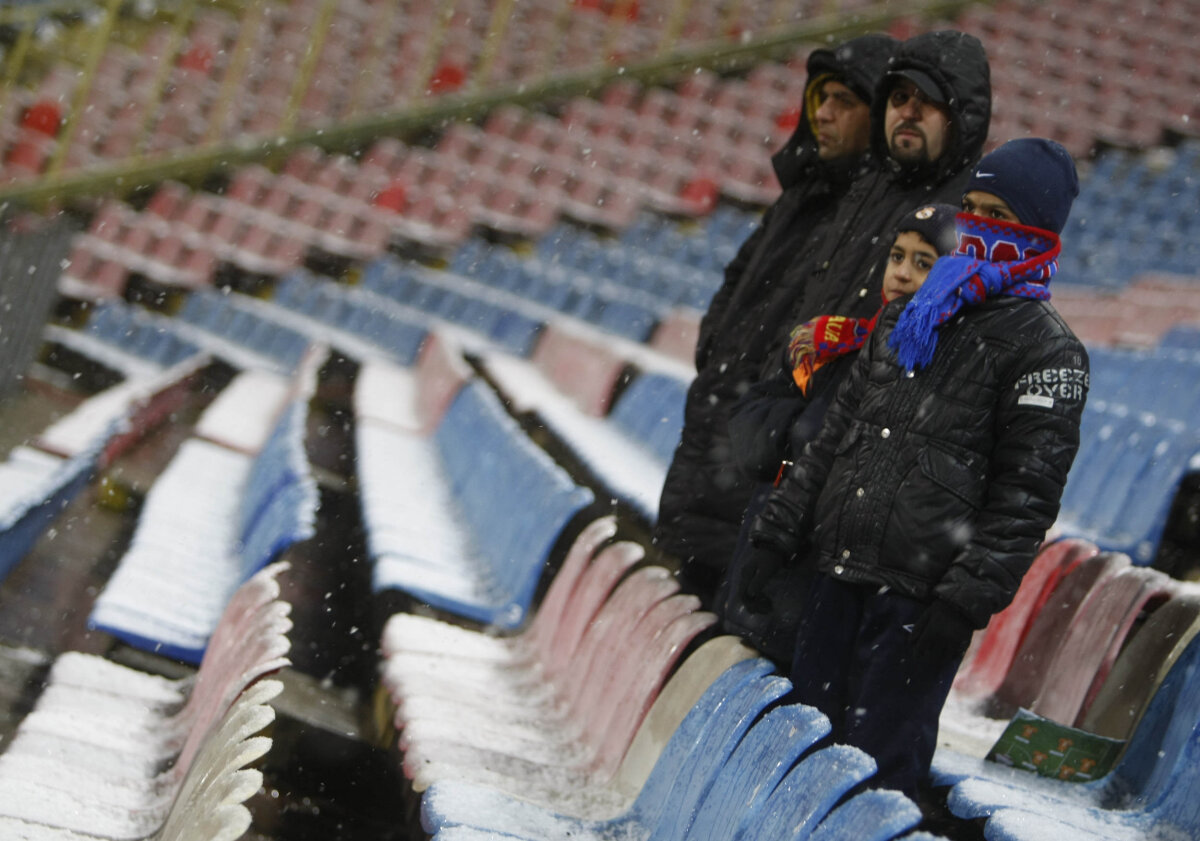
top-left (975, 171), bottom-right (995, 177)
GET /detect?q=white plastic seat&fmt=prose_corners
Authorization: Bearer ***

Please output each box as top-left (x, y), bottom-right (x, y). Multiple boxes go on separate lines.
top-left (0, 565), bottom-right (290, 836)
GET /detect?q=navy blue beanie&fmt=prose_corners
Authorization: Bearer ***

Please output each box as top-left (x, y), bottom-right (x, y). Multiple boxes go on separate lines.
top-left (964, 138), bottom-right (1079, 234)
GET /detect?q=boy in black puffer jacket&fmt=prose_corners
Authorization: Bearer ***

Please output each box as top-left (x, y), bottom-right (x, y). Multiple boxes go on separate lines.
top-left (717, 201), bottom-right (959, 666)
top-left (748, 138), bottom-right (1088, 800)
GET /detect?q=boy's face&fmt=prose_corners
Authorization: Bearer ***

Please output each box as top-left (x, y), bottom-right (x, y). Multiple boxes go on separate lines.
top-left (883, 231), bottom-right (940, 302)
top-left (962, 191), bottom-right (1021, 224)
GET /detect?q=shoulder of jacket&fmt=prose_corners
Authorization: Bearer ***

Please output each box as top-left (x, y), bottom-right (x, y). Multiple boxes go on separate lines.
top-left (970, 299), bottom-right (1087, 364)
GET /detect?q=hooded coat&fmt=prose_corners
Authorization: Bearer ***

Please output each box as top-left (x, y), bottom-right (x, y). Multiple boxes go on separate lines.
top-left (654, 35), bottom-right (898, 594)
top-left (655, 32), bottom-right (990, 598)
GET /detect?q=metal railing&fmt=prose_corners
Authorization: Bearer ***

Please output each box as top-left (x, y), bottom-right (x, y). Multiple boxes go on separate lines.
top-left (0, 208), bottom-right (76, 395)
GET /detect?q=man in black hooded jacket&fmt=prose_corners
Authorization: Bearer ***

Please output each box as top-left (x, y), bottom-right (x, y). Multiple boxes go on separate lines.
top-left (656, 31), bottom-right (992, 606)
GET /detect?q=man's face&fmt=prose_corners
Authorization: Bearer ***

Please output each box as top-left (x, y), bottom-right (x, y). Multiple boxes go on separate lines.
top-left (813, 79), bottom-right (871, 161)
top-left (884, 79), bottom-right (951, 166)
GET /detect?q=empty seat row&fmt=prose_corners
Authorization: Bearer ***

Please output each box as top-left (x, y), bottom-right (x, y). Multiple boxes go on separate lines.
top-left (2, 0), bottom-right (811, 184)
top-left (1055, 401), bottom-right (1200, 564)
top-left (85, 299), bottom-right (204, 369)
top-left (974, 0), bottom-right (1200, 156)
top-left (271, 268), bottom-right (429, 366)
top-left (483, 350), bottom-right (677, 521)
top-left (1160, 323), bottom-right (1200, 350)
top-left (0, 562), bottom-right (291, 840)
top-left (1055, 142), bottom-right (1200, 288)
top-left (88, 368), bottom-right (318, 663)
top-left (362, 257), bottom-right (550, 355)
top-left (410, 246), bottom-right (667, 344)
top-left (176, 289), bottom-right (313, 373)
top-left (356, 350), bottom-right (596, 629)
top-left (1086, 345), bottom-right (1200, 423)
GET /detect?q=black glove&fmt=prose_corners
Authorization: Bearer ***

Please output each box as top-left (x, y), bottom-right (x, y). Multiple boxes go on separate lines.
top-left (737, 544), bottom-right (786, 615)
top-left (909, 599), bottom-right (976, 662)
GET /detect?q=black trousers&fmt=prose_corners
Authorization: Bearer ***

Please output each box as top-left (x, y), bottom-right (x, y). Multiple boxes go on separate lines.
top-left (786, 574), bottom-right (963, 800)
top-left (713, 482), bottom-right (813, 668)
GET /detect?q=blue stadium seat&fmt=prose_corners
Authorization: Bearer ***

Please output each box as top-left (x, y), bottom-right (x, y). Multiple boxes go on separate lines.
top-left (86, 301), bottom-right (134, 343)
top-left (592, 295), bottom-right (659, 343)
top-left (1058, 403), bottom-right (1199, 564)
top-left (1160, 325), bottom-right (1200, 351)
top-left (807, 789), bottom-right (923, 841)
top-left (1056, 406), bottom-right (1141, 532)
top-left (489, 311), bottom-right (543, 358)
top-left (159, 332), bottom-right (201, 366)
top-left (178, 291), bottom-right (227, 331)
top-left (455, 297), bottom-right (500, 335)
top-left (609, 373), bottom-right (688, 464)
top-left (737, 745), bottom-right (877, 841)
top-left (1096, 421), bottom-right (1199, 563)
top-left (448, 239), bottom-right (489, 277)
top-left (681, 704), bottom-right (831, 841)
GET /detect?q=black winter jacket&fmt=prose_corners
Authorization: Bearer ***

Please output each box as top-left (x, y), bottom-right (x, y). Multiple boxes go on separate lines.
top-left (655, 34), bottom-right (898, 575)
top-left (727, 352), bottom-right (855, 482)
top-left (750, 295), bottom-right (1089, 629)
top-left (694, 33), bottom-right (901, 374)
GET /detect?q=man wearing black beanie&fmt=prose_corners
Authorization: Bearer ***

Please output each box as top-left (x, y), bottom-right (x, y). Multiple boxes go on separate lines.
top-left (749, 138), bottom-right (1088, 803)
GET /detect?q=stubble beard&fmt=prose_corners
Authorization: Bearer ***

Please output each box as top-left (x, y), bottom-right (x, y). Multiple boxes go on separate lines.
top-left (890, 129), bottom-right (931, 166)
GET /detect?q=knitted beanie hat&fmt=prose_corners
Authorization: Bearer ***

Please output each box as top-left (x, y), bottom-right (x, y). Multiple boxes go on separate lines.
top-left (964, 138), bottom-right (1079, 233)
top-left (894, 202), bottom-right (960, 257)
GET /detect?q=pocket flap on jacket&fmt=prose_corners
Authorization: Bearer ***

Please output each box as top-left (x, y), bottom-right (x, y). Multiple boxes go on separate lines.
top-left (918, 444), bottom-right (986, 507)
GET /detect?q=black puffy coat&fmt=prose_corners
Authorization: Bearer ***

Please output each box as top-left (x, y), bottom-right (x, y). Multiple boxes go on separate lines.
top-left (750, 294), bottom-right (1089, 629)
top-left (655, 32), bottom-right (991, 595)
top-left (726, 352), bottom-right (856, 483)
top-left (654, 35), bottom-right (899, 587)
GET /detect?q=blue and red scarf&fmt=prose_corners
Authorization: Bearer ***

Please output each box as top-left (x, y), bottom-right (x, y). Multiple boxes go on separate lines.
top-left (888, 214), bottom-right (1060, 371)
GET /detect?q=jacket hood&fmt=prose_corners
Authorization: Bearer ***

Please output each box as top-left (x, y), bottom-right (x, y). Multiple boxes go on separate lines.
top-left (772, 33), bottom-right (898, 188)
top-left (870, 30), bottom-right (992, 188)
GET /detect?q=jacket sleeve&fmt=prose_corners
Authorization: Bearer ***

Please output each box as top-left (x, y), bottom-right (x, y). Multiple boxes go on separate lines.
top-left (934, 333), bottom-right (1089, 628)
top-left (727, 366), bottom-right (810, 482)
top-left (748, 322), bottom-right (876, 556)
top-left (695, 211), bottom-right (771, 371)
